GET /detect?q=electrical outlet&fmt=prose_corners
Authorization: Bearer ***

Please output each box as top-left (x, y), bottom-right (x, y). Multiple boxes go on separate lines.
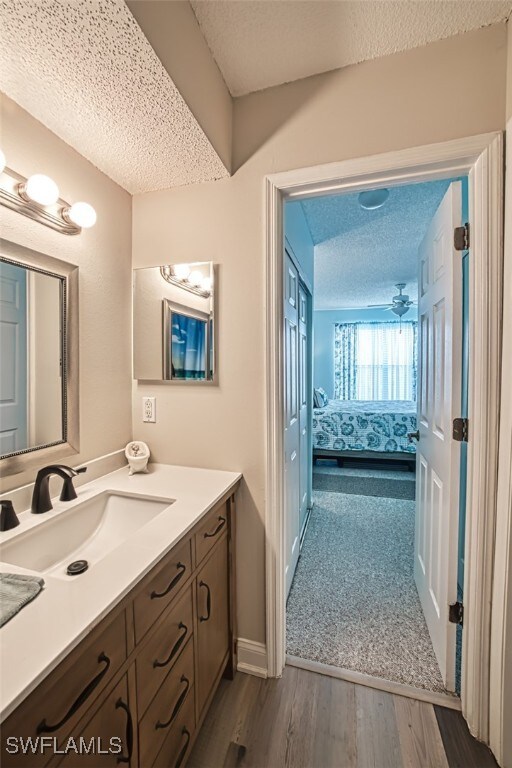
top-left (142, 396), bottom-right (156, 423)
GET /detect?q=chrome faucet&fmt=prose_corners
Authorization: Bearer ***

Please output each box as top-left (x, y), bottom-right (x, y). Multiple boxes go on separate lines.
top-left (31, 465), bottom-right (87, 515)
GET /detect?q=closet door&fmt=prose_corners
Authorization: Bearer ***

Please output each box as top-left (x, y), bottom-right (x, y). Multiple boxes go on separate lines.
top-left (284, 253), bottom-right (300, 598)
top-left (298, 283), bottom-right (309, 537)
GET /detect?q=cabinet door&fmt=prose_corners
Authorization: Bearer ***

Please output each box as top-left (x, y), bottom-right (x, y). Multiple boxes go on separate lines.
top-left (196, 536), bottom-right (229, 714)
top-left (55, 676), bottom-right (134, 767)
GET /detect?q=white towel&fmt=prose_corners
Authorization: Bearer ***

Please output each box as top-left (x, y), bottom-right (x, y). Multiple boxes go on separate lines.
top-left (0, 573), bottom-right (44, 627)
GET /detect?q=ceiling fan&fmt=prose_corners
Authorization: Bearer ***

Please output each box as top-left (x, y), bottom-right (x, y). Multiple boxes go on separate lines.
top-left (367, 283), bottom-right (415, 317)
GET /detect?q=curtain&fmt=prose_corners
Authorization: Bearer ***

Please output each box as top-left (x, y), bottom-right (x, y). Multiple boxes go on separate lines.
top-left (334, 323), bottom-right (357, 400)
top-left (334, 321), bottom-right (417, 401)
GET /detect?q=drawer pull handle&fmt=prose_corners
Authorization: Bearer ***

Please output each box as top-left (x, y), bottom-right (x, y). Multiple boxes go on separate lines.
top-left (36, 653), bottom-right (111, 734)
top-left (155, 676), bottom-right (190, 730)
top-left (199, 581), bottom-right (211, 622)
top-left (115, 698), bottom-right (134, 764)
top-left (153, 623), bottom-right (188, 668)
top-left (203, 516), bottom-right (226, 539)
top-left (151, 562), bottom-right (186, 599)
top-left (175, 727), bottom-right (191, 768)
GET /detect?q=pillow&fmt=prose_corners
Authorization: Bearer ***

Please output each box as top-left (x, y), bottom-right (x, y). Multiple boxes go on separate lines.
top-left (314, 387), bottom-right (329, 408)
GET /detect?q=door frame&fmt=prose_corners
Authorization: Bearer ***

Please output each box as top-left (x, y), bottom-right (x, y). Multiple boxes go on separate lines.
top-left (264, 132), bottom-right (503, 744)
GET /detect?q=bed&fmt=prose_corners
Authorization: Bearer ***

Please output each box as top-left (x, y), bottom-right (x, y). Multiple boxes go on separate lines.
top-left (313, 399), bottom-right (417, 468)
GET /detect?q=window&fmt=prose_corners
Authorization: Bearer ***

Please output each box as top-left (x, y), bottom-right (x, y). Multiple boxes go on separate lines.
top-left (334, 321), bottom-right (417, 401)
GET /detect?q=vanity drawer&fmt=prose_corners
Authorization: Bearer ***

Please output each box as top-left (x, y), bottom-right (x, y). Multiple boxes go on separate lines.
top-left (194, 501), bottom-right (228, 565)
top-left (133, 538), bottom-right (192, 644)
top-left (136, 586), bottom-right (193, 717)
top-left (1, 611), bottom-right (127, 767)
top-left (151, 690), bottom-right (195, 768)
top-left (138, 639), bottom-right (194, 768)
top-left (53, 675), bottom-right (133, 767)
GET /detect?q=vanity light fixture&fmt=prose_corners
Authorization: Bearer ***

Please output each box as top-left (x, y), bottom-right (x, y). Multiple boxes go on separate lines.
top-left (160, 265), bottom-right (212, 298)
top-left (0, 151), bottom-right (96, 235)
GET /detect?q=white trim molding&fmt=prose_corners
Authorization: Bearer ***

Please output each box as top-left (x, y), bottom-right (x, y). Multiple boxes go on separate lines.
top-left (489, 118), bottom-right (512, 768)
top-left (264, 133), bottom-right (504, 747)
top-left (237, 638), bottom-right (268, 679)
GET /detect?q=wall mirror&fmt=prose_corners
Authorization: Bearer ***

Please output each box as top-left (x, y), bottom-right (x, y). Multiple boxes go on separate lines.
top-left (0, 239), bottom-right (79, 476)
top-left (133, 262), bottom-right (216, 383)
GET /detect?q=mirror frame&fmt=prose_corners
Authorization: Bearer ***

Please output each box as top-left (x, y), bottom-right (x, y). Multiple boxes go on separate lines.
top-left (0, 238), bottom-right (79, 476)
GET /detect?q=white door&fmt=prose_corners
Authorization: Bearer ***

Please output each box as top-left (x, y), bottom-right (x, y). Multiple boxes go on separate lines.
top-left (0, 261), bottom-right (28, 454)
top-left (414, 181), bottom-right (462, 692)
top-left (298, 283), bottom-right (309, 537)
top-left (284, 253), bottom-right (300, 597)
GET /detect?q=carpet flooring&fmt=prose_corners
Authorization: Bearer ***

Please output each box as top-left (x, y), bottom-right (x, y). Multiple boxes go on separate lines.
top-left (313, 471), bottom-right (416, 499)
top-left (286, 486), bottom-right (447, 694)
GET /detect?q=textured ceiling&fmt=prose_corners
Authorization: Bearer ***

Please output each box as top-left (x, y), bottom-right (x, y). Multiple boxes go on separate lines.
top-left (190, 0), bottom-right (512, 96)
top-left (0, 0), bottom-right (229, 193)
top-left (300, 180), bottom-right (451, 310)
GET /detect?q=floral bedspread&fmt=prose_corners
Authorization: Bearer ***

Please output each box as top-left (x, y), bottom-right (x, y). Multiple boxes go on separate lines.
top-left (313, 400), bottom-right (417, 454)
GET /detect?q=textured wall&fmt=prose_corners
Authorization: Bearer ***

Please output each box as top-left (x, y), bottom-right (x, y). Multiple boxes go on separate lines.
top-left (0, 95), bottom-right (133, 493)
top-left (132, 24), bottom-right (507, 647)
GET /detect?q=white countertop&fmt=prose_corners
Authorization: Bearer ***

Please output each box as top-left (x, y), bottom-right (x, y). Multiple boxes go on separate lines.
top-left (0, 463), bottom-right (241, 721)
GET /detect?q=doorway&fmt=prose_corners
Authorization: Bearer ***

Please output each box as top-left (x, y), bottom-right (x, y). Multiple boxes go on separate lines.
top-left (264, 133), bottom-right (503, 743)
top-left (284, 177), bottom-right (467, 698)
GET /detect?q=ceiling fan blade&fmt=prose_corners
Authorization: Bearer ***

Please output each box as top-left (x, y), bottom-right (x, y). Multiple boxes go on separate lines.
top-left (367, 303), bottom-right (393, 308)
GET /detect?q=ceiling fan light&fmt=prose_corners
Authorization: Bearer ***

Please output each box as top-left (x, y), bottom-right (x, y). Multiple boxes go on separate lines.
top-left (391, 304), bottom-right (409, 318)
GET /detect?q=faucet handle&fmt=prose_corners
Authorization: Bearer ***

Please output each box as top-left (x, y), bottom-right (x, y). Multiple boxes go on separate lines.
top-left (0, 500), bottom-right (20, 532)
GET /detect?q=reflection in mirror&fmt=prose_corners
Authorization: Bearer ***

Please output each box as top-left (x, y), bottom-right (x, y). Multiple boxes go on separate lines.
top-left (0, 258), bottom-right (64, 458)
top-left (133, 262), bottom-right (216, 383)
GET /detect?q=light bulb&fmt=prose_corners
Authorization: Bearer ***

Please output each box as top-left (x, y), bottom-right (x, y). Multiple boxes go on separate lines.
top-left (66, 201), bottom-right (96, 228)
top-left (25, 174), bottom-right (59, 205)
top-left (173, 264), bottom-right (190, 280)
top-left (0, 149), bottom-right (5, 174)
top-left (189, 270), bottom-right (203, 287)
top-left (201, 276), bottom-right (212, 293)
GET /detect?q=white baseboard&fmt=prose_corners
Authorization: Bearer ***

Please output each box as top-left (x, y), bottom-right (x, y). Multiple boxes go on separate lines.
top-left (237, 638), bottom-right (268, 678)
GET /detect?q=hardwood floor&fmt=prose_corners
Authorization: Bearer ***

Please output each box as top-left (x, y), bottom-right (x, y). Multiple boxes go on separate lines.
top-left (188, 666), bottom-right (497, 768)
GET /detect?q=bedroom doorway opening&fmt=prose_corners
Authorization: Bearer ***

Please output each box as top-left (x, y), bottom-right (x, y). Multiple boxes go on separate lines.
top-left (283, 175), bottom-right (469, 701)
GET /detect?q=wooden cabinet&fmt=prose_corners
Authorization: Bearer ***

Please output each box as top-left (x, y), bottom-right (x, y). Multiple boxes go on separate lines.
top-left (54, 676), bottom-right (133, 767)
top-left (1, 487), bottom-right (238, 768)
top-left (1, 611), bottom-right (127, 768)
top-left (196, 535), bottom-right (229, 714)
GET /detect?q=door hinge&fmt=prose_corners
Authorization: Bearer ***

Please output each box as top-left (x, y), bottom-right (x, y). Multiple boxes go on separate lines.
top-left (449, 601), bottom-right (464, 627)
top-left (453, 417), bottom-right (469, 442)
top-left (454, 223), bottom-right (470, 251)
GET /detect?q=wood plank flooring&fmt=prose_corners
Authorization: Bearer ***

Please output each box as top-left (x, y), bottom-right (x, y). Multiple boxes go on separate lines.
top-left (188, 666), bottom-right (498, 768)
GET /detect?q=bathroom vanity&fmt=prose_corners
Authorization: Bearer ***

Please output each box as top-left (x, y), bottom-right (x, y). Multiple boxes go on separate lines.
top-left (0, 464), bottom-right (241, 768)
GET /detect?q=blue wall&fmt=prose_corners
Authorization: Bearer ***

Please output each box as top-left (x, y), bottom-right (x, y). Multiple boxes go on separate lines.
top-left (313, 308), bottom-right (418, 398)
top-left (285, 201), bottom-right (314, 288)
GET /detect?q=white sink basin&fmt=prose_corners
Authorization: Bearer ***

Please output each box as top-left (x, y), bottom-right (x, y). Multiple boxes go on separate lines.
top-left (0, 491), bottom-right (174, 578)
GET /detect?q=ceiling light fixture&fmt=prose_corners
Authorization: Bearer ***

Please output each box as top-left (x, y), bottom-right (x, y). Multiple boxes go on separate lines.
top-left (0, 151), bottom-right (96, 235)
top-left (358, 188), bottom-right (389, 210)
top-left (160, 265), bottom-right (212, 298)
